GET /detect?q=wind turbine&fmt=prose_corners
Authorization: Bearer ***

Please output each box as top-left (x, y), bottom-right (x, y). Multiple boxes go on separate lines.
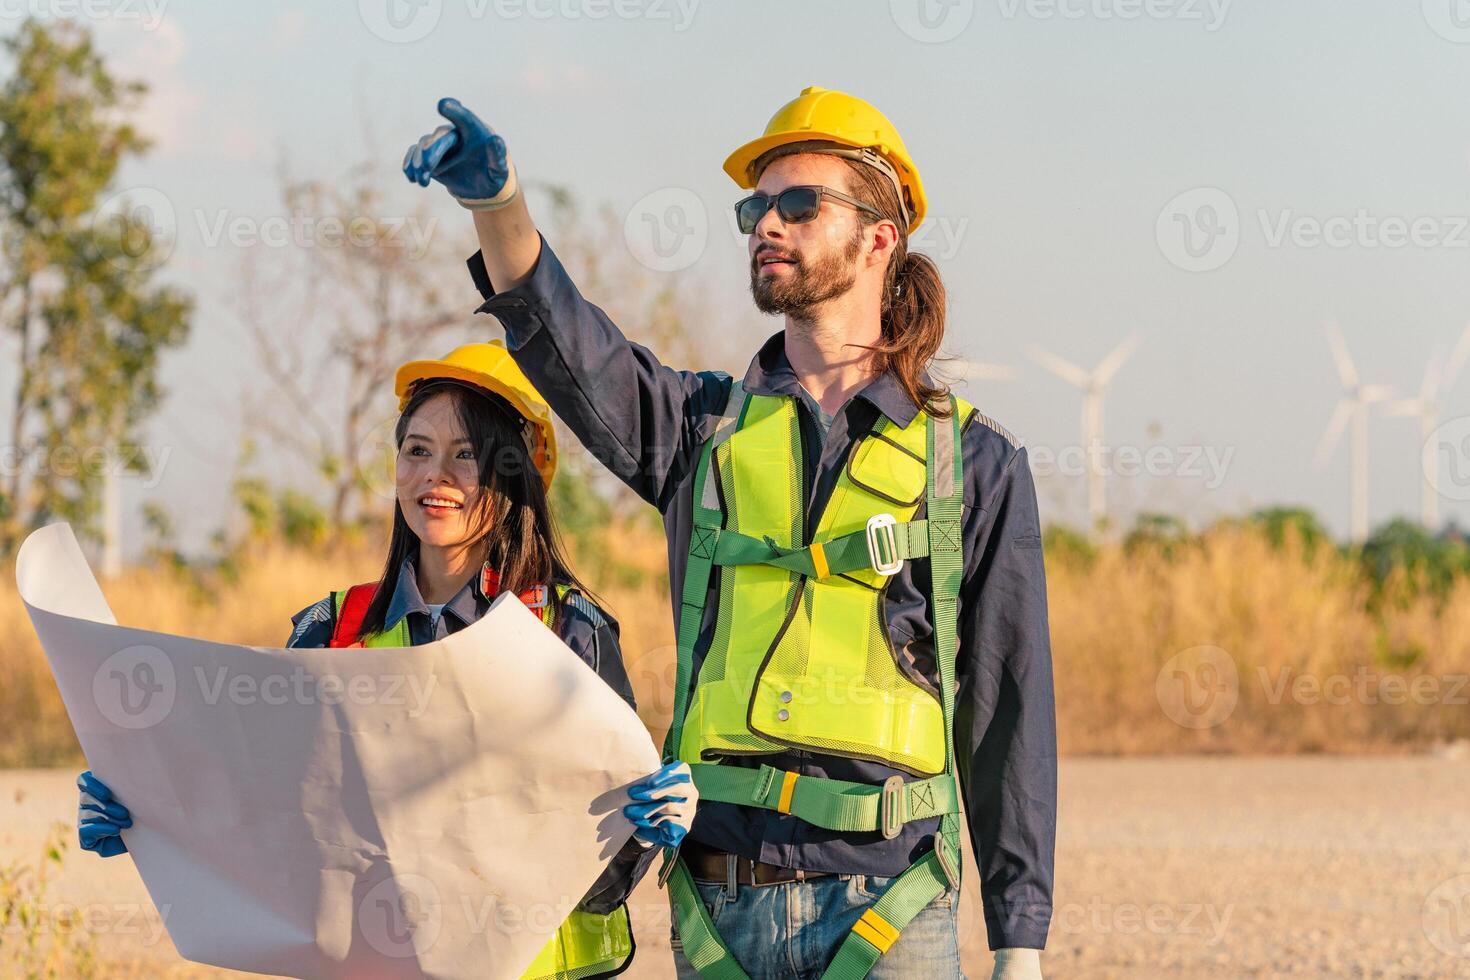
top-left (1315, 321), bottom-right (1396, 543)
top-left (1385, 323), bottom-right (1470, 530)
top-left (946, 357), bottom-right (1017, 385)
top-left (1028, 333), bottom-right (1140, 530)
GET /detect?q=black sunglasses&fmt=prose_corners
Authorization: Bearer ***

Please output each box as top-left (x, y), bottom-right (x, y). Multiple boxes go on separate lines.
top-left (734, 185), bottom-right (882, 235)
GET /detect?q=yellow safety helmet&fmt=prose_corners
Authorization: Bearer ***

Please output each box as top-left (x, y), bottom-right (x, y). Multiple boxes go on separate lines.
top-left (723, 85), bottom-right (927, 234)
top-left (394, 341), bottom-right (558, 490)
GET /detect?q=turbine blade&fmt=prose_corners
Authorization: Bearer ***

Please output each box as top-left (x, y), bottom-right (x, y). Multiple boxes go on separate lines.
top-left (1383, 398), bottom-right (1424, 418)
top-left (1323, 320), bottom-right (1359, 388)
top-left (951, 358), bottom-right (1018, 382)
top-left (1315, 399), bottom-right (1352, 465)
top-left (1420, 360), bottom-right (1440, 404)
top-left (1027, 345), bottom-right (1091, 388)
top-left (1094, 332), bottom-right (1141, 387)
top-left (1444, 321), bottom-right (1470, 390)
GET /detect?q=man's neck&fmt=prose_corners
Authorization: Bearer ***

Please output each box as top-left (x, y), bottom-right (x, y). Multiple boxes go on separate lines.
top-left (783, 298), bottom-right (883, 418)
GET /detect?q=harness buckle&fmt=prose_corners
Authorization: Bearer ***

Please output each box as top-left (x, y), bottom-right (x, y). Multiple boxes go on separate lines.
top-left (880, 774), bottom-right (905, 839)
top-left (934, 832), bottom-right (961, 889)
top-left (865, 514), bottom-right (903, 577)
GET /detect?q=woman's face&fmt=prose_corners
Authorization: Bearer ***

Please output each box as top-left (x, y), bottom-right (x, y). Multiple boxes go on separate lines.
top-left (396, 391), bottom-right (487, 551)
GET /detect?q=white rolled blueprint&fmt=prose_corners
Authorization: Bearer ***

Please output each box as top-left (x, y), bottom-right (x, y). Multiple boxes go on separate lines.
top-left (17, 522), bottom-right (661, 980)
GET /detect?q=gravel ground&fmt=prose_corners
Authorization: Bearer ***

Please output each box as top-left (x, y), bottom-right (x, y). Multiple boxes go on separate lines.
top-left (3, 756), bottom-right (1467, 978)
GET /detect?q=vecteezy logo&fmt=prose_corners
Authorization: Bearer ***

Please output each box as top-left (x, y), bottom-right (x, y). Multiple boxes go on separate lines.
top-left (889, 0), bottom-right (974, 43)
top-left (624, 188), bottom-right (708, 272)
top-left (1156, 187), bottom-right (1239, 272)
top-left (355, 414), bottom-right (402, 504)
top-left (92, 187), bottom-right (177, 273)
top-left (359, 0), bottom-right (442, 43)
top-left (1422, 874), bottom-right (1470, 958)
top-left (359, 872), bottom-right (442, 958)
top-left (1425, 416), bottom-right (1470, 502)
top-left (1422, 0), bottom-right (1470, 43)
top-left (1156, 645), bottom-right (1238, 729)
top-left (92, 645), bottom-right (176, 730)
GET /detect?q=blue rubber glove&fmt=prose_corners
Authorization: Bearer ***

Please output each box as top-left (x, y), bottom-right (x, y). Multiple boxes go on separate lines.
top-left (402, 98), bottom-right (514, 208)
top-left (622, 761), bottom-right (698, 849)
top-left (77, 770), bottom-right (132, 858)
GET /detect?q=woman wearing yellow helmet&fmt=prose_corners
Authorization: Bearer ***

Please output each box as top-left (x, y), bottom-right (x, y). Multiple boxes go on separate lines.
top-left (76, 341), bottom-right (696, 980)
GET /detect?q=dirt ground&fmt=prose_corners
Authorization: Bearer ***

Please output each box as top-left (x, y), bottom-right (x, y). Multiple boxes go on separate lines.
top-left (3, 756), bottom-right (1467, 979)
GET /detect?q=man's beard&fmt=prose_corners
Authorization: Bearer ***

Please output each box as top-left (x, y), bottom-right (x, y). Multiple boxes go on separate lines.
top-left (749, 229), bottom-right (862, 318)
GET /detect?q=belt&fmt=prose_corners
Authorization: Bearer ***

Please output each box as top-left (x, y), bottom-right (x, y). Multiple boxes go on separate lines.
top-left (683, 840), bottom-right (834, 887)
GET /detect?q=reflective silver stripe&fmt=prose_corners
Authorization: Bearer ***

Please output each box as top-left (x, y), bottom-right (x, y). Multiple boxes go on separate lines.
top-left (700, 380), bottom-right (747, 512)
top-left (934, 405), bottom-right (956, 500)
top-left (971, 408), bottom-right (1019, 449)
top-left (563, 589), bottom-right (607, 629)
top-left (287, 596), bottom-right (332, 647)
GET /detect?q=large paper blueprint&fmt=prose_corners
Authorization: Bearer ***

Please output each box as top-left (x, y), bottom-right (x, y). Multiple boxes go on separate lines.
top-left (17, 523), bottom-right (661, 980)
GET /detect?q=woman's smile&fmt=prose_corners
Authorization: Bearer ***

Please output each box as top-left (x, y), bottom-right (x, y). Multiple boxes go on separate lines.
top-left (417, 493), bottom-right (464, 517)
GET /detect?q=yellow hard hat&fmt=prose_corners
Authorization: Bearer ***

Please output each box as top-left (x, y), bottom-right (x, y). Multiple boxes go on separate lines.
top-left (723, 85), bottom-right (927, 234)
top-left (394, 341), bottom-right (558, 490)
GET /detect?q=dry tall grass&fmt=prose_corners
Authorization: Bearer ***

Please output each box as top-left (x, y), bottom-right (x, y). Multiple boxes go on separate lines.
top-left (2, 521), bottom-right (1467, 767)
top-left (1052, 525), bottom-right (1470, 753)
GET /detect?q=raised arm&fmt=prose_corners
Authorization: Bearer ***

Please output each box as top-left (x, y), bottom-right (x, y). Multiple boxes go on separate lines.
top-left (403, 99), bottom-right (728, 510)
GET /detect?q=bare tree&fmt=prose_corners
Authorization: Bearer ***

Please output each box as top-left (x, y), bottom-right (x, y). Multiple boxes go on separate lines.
top-left (234, 160), bottom-right (474, 532)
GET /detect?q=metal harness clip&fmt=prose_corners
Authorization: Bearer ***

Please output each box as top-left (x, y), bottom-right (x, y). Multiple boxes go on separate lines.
top-left (865, 514), bottom-right (903, 577)
top-left (934, 832), bottom-right (961, 889)
top-left (880, 774), bottom-right (905, 840)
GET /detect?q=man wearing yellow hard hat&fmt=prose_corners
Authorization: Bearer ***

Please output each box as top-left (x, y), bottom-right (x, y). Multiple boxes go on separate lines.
top-left (404, 86), bottom-right (1055, 980)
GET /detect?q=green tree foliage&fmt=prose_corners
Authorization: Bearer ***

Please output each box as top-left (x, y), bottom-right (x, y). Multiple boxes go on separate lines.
top-left (1245, 506), bottom-right (1330, 556)
top-left (1361, 517), bottom-right (1470, 606)
top-left (1123, 511), bottom-right (1195, 560)
top-left (1041, 523), bottom-right (1096, 569)
top-left (0, 19), bottom-right (191, 555)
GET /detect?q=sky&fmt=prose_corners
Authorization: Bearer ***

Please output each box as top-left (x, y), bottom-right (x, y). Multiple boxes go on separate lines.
top-left (7, 0), bottom-right (1470, 556)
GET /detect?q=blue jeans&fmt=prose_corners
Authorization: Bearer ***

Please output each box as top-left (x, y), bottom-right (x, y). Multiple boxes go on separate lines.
top-left (671, 872), bottom-right (965, 979)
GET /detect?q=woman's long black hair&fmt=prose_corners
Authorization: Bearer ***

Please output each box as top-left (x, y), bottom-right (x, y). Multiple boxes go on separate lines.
top-left (355, 378), bottom-right (587, 641)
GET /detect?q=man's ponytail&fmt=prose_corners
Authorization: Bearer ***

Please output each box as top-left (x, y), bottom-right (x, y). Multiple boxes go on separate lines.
top-left (840, 159), bottom-right (952, 418)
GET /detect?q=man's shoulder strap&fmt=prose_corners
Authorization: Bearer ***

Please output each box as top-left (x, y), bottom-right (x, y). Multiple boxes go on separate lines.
top-left (697, 379), bottom-right (748, 513)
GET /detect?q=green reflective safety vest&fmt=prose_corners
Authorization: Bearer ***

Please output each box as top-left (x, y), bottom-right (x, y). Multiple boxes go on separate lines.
top-left (660, 383), bottom-right (971, 980)
top-left (330, 585), bottom-right (636, 980)
top-left (677, 388), bottom-right (972, 777)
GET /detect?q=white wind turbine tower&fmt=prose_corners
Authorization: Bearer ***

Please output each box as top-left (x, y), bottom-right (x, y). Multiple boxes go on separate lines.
top-left (1028, 333), bottom-right (1140, 530)
top-left (1315, 321), bottom-right (1396, 543)
top-left (1385, 323), bottom-right (1470, 530)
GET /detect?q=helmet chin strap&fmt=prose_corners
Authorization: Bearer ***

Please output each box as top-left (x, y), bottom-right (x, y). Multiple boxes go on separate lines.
top-left (751, 139), bottom-right (912, 232)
